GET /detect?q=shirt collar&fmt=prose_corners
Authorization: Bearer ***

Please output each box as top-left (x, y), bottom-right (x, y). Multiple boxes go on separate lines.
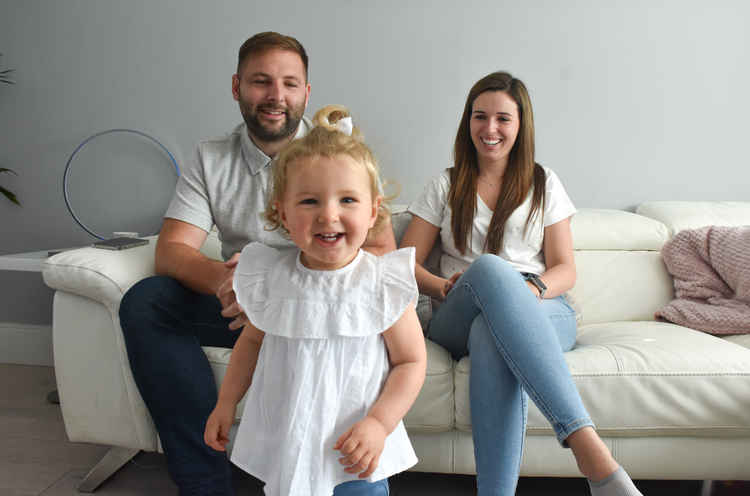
top-left (240, 117), bottom-right (312, 176)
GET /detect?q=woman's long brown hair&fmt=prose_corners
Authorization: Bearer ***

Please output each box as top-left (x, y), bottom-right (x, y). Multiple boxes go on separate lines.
top-left (448, 71), bottom-right (546, 255)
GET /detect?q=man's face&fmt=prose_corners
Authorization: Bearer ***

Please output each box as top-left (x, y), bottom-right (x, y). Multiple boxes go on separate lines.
top-left (232, 48), bottom-right (311, 145)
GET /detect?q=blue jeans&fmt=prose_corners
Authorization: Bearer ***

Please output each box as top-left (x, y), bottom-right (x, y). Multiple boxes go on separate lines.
top-left (333, 478), bottom-right (389, 495)
top-left (120, 276), bottom-right (239, 495)
top-left (427, 254), bottom-right (593, 496)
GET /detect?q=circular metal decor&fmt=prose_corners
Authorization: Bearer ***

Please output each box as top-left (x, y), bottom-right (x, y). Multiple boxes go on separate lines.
top-left (63, 128), bottom-right (181, 240)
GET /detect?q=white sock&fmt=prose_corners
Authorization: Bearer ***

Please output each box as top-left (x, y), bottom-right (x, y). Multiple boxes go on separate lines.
top-left (587, 467), bottom-right (644, 496)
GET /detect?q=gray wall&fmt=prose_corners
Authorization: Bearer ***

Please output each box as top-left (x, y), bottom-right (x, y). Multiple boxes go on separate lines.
top-left (2, 1), bottom-right (750, 257)
top-left (2, 1), bottom-right (748, 362)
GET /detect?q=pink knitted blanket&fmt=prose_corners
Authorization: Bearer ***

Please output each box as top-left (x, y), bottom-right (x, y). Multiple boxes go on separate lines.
top-left (656, 225), bottom-right (750, 335)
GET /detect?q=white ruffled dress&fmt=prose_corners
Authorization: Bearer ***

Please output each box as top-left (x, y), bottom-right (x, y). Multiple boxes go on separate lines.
top-left (230, 243), bottom-right (419, 496)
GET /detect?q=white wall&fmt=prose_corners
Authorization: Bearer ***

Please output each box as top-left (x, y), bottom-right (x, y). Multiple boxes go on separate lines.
top-left (1, 0), bottom-right (749, 257)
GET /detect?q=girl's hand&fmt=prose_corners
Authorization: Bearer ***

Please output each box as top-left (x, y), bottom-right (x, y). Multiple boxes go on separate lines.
top-left (334, 416), bottom-right (388, 479)
top-left (440, 272), bottom-right (463, 299)
top-left (204, 402), bottom-right (236, 452)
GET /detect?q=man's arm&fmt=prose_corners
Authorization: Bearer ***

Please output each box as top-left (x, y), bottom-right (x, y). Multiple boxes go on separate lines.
top-left (362, 216), bottom-right (397, 256)
top-left (155, 218), bottom-right (231, 295)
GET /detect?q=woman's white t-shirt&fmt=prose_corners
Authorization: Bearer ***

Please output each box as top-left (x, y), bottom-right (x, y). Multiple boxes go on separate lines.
top-left (408, 166), bottom-right (576, 277)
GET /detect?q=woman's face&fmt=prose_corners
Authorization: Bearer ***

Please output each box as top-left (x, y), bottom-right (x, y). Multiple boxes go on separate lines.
top-left (469, 90), bottom-right (520, 168)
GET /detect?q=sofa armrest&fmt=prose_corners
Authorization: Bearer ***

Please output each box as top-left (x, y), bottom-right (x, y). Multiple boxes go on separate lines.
top-left (42, 237), bottom-right (158, 312)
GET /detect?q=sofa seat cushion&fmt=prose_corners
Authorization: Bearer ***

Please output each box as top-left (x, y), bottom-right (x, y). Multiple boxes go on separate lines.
top-left (454, 321), bottom-right (750, 438)
top-left (203, 338), bottom-right (456, 432)
top-left (724, 334), bottom-right (750, 351)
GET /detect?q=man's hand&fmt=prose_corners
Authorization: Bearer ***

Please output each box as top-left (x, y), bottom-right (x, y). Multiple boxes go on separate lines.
top-left (216, 253), bottom-right (249, 331)
top-left (204, 401), bottom-right (236, 452)
top-left (334, 416), bottom-right (388, 479)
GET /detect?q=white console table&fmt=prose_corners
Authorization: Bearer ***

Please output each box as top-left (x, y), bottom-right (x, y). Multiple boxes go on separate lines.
top-left (0, 249), bottom-right (55, 272)
top-left (0, 250), bottom-right (75, 386)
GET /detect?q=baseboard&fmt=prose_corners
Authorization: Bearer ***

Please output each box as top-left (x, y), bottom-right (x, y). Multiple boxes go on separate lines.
top-left (0, 322), bottom-right (53, 366)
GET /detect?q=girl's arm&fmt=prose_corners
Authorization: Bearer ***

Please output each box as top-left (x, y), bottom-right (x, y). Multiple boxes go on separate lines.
top-left (535, 217), bottom-right (577, 298)
top-left (334, 304), bottom-right (427, 477)
top-left (204, 323), bottom-right (265, 451)
top-left (369, 304), bottom-right (426, 433)
top-left (399, 216), bottom-right (453, 299)
top-left (218, 323), bottom-right (264, 404)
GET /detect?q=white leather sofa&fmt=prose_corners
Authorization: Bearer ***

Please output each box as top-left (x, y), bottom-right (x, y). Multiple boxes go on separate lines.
top-left (42, 201), bottom-right (750, 492)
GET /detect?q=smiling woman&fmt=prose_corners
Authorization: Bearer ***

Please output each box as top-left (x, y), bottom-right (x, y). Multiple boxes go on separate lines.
top-left (399, 71), bottom-right (645, 496)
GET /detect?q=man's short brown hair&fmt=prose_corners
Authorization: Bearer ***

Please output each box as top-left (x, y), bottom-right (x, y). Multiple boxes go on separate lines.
top-left (237, 31), bottom-right (309, 81)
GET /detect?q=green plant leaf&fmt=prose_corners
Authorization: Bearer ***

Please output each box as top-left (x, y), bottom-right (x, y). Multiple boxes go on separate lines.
top-left (0, 52), bottom-right (14, 84)
top-left (1, 186), bottom-right (20, 205)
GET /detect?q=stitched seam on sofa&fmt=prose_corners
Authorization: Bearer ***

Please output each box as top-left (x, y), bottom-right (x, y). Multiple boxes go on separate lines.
top-left (569, 372), bottom-right (750, 377)
top-left (526, 425), bottom-right (750, 430)
top-left (451, 430), bottom-right (457, 473)
top-left (110, 311), bottom-right (150, 448)
top-left (405, 425), bottom-right (455, 433)
top-left (594, 344), bottom-right (623, 372)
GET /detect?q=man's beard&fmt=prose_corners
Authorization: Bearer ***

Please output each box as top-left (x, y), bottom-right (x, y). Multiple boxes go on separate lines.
top-left (239, 99), bottom-right (305, 143)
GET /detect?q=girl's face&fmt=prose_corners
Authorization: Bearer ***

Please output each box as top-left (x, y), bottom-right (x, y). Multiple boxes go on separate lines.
top-left (277, 154), bottom-right (380, 270)
top-left (469, 90), bottom-right (520, 169)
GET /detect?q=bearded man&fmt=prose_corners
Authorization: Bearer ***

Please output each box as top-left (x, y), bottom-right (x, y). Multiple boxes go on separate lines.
top-left (119, 32), bottom-right (395, 495)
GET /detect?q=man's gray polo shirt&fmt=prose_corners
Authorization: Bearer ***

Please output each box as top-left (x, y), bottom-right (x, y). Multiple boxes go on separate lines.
top-left (165, 118), bottom-right (312, 261)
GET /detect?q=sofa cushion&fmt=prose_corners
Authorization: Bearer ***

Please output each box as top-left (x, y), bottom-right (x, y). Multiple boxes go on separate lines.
top-left (43, 231), bottom-right (223, 311)
top-left (571, 209), bottom-right (669, 251)
top-left (637, 201), bottom-right (750, 237)
top-left (724, 334), bottom-right (750, 351)
top-left (569, 250), bottom-right (674, 326)
top-left (204, 338), bottom-right (456, 432)
top-left (454, 321), bottom-right (750, 438)
top-left (43, 239), bottom-right (159, 312)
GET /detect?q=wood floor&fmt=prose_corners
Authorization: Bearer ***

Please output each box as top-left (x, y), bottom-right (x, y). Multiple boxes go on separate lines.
top-left (3, 363), bottom-right (746, 495)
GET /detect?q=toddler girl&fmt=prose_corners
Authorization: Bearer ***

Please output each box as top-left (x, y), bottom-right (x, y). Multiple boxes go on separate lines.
top-left (204, 105), bottom-right (427, 496)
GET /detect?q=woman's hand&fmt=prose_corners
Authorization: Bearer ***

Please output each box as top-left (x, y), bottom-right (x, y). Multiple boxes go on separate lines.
top-left (204, 401), bottom-right (236, 452)
top-left (525, 279), bottom-right (541, 298)
top-left (441, 272), bottom-right (463, 299)
top-left (334, 416), bottom-right (388, 479)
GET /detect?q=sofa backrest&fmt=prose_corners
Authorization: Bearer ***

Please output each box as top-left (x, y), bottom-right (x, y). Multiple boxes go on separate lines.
top-left (392, 209), bottom-right (674, 327)
top-left (637, 201), bottom-right (750, 237)
top-left (568, 210), bottom-right (671, 326)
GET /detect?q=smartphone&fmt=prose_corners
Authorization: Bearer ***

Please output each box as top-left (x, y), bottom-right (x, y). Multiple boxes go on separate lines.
top-left (92, 237), bottom-right (149, 250)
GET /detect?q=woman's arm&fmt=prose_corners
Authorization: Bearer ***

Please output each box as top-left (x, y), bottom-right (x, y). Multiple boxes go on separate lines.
top-left (399, 216), bottom-right (452, 299)
top-left (536, 217), bottom-right (576, 298)
top-left (362, 215), bottom-right (397, 256)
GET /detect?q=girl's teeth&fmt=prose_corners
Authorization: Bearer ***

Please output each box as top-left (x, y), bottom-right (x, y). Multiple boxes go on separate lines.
top-left (482, 138), bottom-right (500, 145)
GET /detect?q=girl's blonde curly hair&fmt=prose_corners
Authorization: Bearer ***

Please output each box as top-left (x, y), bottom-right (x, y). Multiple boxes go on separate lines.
top-left (264, 105), bottom-right (391, 238)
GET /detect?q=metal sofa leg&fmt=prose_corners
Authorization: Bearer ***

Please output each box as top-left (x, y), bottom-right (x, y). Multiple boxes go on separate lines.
top-left (700, 480), bottom-right (713, 496)
top-left (78, 447), bottom-right (140, 493)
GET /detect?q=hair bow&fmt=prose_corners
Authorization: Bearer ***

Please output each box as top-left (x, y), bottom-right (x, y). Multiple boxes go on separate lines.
top-left (334, 116), bottom-right (353, 136)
